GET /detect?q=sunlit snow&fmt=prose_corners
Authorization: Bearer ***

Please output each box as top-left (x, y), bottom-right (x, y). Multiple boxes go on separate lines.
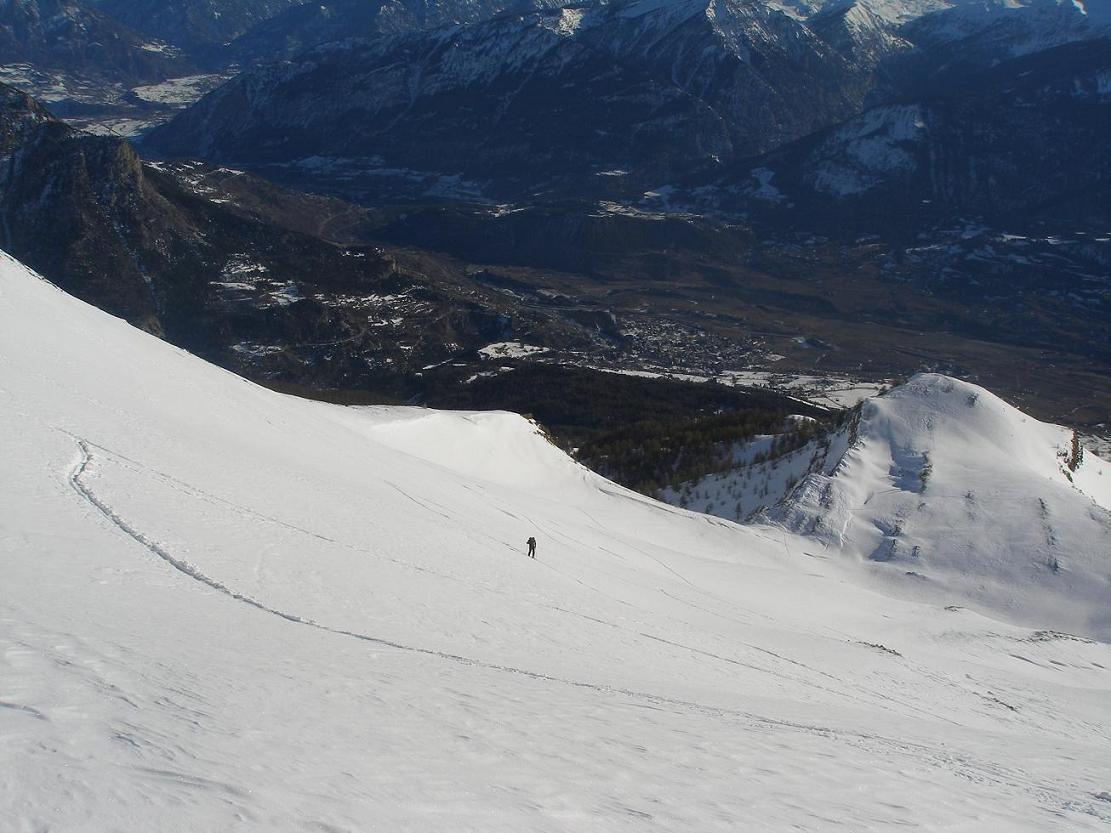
top-left (1, 252), bottom-right (1109, 831)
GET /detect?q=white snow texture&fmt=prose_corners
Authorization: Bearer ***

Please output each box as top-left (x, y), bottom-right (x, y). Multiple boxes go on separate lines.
top-left (1, 251), bottom-right (1110, 831)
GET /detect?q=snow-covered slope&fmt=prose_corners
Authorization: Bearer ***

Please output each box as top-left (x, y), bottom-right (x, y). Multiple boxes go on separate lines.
top-left (2, 251), bottom-right (1111, 830)
top-left (772, 374), bottom-right (1111, 638)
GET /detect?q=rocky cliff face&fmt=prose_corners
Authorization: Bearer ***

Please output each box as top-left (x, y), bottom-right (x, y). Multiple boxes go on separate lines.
top-left (0, 84), bottom-right (187, 331)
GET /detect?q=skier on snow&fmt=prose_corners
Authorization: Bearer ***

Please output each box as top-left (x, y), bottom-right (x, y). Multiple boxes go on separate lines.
top-left (526, 536), bottom-right (537, 559)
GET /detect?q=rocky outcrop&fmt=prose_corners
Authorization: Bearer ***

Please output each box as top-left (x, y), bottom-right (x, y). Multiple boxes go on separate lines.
top-left (0, 84), bottom-right (184, 331)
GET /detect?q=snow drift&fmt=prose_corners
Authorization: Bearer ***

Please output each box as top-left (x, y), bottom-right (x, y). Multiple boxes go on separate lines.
top-left (1, 251), bottom-right (1110, 831)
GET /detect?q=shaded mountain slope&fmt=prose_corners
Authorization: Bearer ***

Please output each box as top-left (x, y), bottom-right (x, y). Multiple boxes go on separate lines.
top-left (147, 0), bottom-right (872, 197)
top-left (0, 0), bottom-right (197, 82)
top-left (86, 0), bottom-right (307, 55)
top-left (721, 36), bottom-right (1111, 230)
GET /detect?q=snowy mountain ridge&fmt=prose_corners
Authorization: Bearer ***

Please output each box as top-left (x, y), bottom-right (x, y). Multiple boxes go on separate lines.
top-left (766, 374), bottom-right (1111, 638)
top-left (658, 373), bottom-right (1111, 642)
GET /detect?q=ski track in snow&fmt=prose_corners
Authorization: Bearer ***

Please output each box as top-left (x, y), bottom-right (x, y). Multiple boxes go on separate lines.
top-left (66, 437), bottom-right (854, 724)
top-left (62, 437), bottom-right (1111, 822)
top-left (66, 434), bottom-right (1107, 738)
top-left (66, 432), bottom-right (651, 619)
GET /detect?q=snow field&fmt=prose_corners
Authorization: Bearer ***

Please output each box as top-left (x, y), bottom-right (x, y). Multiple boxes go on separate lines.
top-left (1, 252), bottom-right (1110, 831)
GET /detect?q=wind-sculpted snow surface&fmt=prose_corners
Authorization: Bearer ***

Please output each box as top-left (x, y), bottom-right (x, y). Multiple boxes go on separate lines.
top-left (2, 251), bottom-right (1110, 830)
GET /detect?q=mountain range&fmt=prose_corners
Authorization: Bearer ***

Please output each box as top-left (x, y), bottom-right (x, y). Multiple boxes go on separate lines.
top-left (143, 0), bottom-right (1111, 231)
top-left (0, 0), bottom-right (197, 82)
top-left (85, 0), bottom-right (307, 54)
top-left (146, 0), bottom-right (889, 194)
